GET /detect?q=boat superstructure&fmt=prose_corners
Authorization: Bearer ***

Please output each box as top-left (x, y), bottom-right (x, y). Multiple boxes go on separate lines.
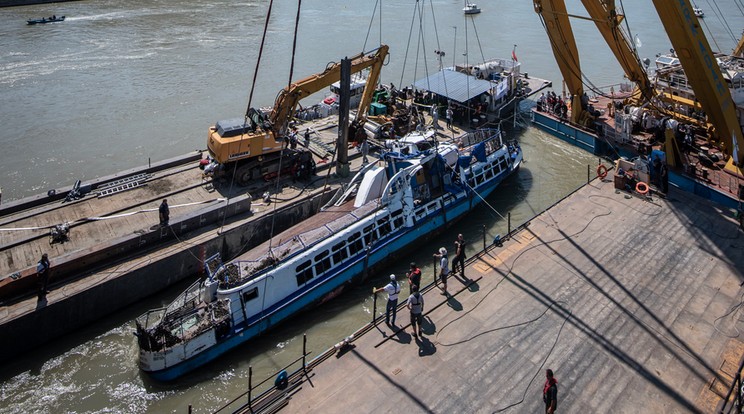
top-left (135, 127), bottom-right (522, 380)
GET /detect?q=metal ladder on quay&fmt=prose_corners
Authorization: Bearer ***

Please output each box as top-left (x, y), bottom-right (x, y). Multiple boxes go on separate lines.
top-left (97, 173), bottom-right (152, 198)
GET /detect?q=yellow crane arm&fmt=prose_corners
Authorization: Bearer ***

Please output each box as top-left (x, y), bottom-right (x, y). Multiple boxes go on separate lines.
top-left (734, 32), bottom-right (744, 57)
top-left (270, 45), bottom-right (389, 137)
top-left (579, 0), bottom-right (654, 103)
top-left (533, 0), bottom-right (585, 124)
top-left (651, 0), bottom-right (743, 167)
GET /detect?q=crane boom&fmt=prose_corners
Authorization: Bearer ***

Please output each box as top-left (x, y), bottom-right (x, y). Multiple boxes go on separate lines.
top-left (533, 0), bottom-right (585, 125)
top-left (579, 0), bottom-right (654, 103)
top-left (651, 0), bottom-right (743, 168)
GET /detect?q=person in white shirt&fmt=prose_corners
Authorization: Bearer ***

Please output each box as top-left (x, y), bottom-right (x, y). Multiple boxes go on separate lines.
top-left (374, 274), bottom-right (401, 325)
top-left (433, 247), bottom-right (450, 295)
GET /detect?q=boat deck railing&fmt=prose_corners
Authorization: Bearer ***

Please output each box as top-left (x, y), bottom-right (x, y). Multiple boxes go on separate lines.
top-left (453, 127), bottom-right (501, 148)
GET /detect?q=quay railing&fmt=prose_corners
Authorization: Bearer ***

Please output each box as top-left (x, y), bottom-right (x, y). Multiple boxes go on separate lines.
top-left (208, 334), bottom-right (312, 414)
top-left (718, 357), bottom-right (744, 414)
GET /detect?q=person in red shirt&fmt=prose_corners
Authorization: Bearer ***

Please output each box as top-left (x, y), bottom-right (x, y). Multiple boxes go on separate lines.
top-left (543, 369), bottom-right (558, 414)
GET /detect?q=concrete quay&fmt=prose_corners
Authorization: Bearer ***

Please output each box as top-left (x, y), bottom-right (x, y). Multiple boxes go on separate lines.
top-left (273, 177), bottom-right (744, 413)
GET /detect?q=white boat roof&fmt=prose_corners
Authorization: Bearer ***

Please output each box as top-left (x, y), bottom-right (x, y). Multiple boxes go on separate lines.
top-left (413, 68), bottom-right (496, 103)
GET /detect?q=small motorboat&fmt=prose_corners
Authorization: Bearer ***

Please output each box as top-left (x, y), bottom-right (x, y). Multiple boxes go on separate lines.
top-left (693, 7), bottom-right (704, 18)
top-left (463, 3), bottom-right (481, 14)
top-left (27, 15), bottom-right (65, 25)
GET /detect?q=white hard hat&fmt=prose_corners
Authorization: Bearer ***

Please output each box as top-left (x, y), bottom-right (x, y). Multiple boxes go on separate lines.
top-left (390, 274), bottom-right (396, 281)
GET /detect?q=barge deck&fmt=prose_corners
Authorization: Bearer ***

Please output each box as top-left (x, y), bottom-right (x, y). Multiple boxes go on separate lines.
top-left (259, 177), bottom-right (743, 413)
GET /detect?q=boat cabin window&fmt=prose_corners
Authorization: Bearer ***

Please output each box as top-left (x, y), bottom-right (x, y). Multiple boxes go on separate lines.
top-left (363, 224), bottom-right (377, 244)
top-left (393, 216), bottom-right (404, 228)
top-left (314, 250), bottom-right (332, 275)
top-left (332, 241), bottom-right (348, 263)
top-left (376, 217), bottom-right (392, 235)
top-left (296, 260), bottom-right (314, 285)
top-left (242, 287), bottom-right (259, 303)
top-left (347, 232), bottom-right (364, 255)
top-left (498, 158), bottom-right (508, 171)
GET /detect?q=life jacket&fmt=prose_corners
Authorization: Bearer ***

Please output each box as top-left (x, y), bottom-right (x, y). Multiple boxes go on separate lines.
top-left (388, 280), bottom-right (400, 300)
top-left (409, 293), bottom-right (423, 314)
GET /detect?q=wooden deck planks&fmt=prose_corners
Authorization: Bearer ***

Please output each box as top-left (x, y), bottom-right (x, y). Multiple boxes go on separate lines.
top-left (280, 178), bottom-right (744, 413)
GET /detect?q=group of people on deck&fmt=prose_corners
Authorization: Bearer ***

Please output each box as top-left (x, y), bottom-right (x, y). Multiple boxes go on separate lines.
top-left (373, 233), bottom-right (467, 338)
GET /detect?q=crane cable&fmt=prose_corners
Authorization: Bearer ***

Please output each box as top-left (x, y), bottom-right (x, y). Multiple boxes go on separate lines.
top-left (267, 0), bottom-right (303, 258)
top-left (218, 0), bottom-right (276, 235)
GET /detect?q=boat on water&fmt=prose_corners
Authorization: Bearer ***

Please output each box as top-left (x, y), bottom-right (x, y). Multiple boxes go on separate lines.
top-left (463, 3), bottom-right (481, 15)
top-left (135, 126), bottom-right (522, 381)
top-left (413, 58), bottom-right (526, 127)
top-left (27, 16), bottom-right (65, 25)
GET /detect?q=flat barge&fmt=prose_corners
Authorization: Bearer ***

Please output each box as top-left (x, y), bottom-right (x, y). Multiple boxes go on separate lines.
top-left (242, 175), bottom-right (744, 413)
top-left (0, 117), bottom-right (346, 362)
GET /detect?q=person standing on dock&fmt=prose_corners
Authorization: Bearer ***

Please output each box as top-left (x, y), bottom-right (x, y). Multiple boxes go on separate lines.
top-left (159, 199), bottom-right (169, 227)
top-left (543, 369), bottom-right (558, 414)
top-left (431, 103), bottom-right (439, 128)
top-left (373, 274), bottom-right (400, 326)
top-left (433, 247), bottom-right (449, 295)
top-left (407, 285), bottom-right (424, 337)
top-left (37, 253), bottom-right (50, 303)
top-left (453, 234), bottom-right (466, 277)
top-left (446, 106), bottom-right (453, 130)
top-left (360, 136), bottom-right (370, 164)
top-left (407, 262), bottom-right (421, 293)
top-left (303, 128), bottom-right (311, 148)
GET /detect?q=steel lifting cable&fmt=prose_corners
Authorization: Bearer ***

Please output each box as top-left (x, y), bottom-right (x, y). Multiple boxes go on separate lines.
top-left (362, 0), bottom-right (380, 55)
top-left (705, 0), bottom-right (738, 44)
top-left (219, 0), bottom-right (275, 234)
top-left (426, 0), bottom-right (450, 100)
top-left (399, 0), bottom-right (420, 88)
top-left (267, 0), bottom-right (303, 258)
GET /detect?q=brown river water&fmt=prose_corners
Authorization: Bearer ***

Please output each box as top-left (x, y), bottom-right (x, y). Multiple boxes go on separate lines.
top-left (1, 0), bottom-right (741, 412)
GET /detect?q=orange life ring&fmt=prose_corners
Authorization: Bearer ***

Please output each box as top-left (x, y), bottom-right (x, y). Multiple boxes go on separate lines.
top-left (596, 164), bottom-right (608, 180)
top-left (635, 181), bottom-right (649, 195)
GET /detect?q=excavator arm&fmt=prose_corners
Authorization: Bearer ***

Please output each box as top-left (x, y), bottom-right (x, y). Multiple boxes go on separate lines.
top-left (651, 0), bottom-right (743, 168)
top-left (270, 45), bottom-right (389, 137)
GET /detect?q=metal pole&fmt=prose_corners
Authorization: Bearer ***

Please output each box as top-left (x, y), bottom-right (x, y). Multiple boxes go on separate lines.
top-left (372, 292), bottom-right (377, 324)
top-left (188, 405), bottom-right (192, 414)
top-left (482, 225), bottom-right (486, 251)
top-left (508, 212), bottom-right (511, 236)
top-left (248, 366), bottom-right (253, 410)
top-left (302, 334), bottom-right (307, 369)
top-left (587, 164), bottom-right (591, 184)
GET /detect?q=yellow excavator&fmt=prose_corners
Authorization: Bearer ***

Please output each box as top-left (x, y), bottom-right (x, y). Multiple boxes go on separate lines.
top-left (534, 0), bottom-right (743, 174)
top-left (207, 45), bottom-right (389, 185)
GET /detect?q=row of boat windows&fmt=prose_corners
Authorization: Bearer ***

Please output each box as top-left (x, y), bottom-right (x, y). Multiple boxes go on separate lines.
top-left (294, 212), bottom-right (405, 286)
top-left (469, 155), bottom-right (508, 187)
